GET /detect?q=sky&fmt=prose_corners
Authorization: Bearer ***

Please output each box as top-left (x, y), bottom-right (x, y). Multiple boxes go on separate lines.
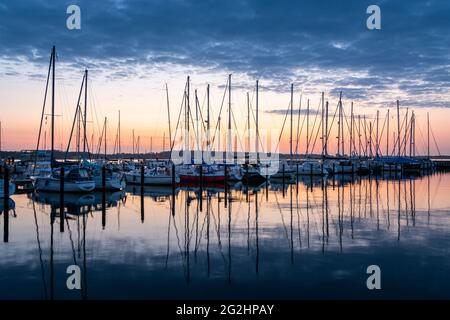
top-left (1, 0), bottom-right (450, 155)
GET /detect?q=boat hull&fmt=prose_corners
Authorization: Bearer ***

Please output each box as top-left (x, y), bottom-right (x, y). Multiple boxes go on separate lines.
top-left (125, 173), bottom-right (179, 185)
top-left (179, 175), bottom-right (225, 183)
top-left (34, 177), bottom-right (95, 193)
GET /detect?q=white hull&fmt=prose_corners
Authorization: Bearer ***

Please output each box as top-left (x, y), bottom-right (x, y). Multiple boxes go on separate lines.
top-left (296, 162), bottom-right (326, 175)
top-left (93, 175), bottom-right (126, 191)
top-left (125, 173), bottom-right (179, 185)
top-left (34, 177), bottom-right (95, 193)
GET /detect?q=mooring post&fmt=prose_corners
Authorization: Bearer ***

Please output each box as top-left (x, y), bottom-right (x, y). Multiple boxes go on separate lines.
top-left (3, 165), bottom-right (9, 213)
top-left (224, 166), bottom-right (228, 207)
top-left (140, 164), bottom-right (144, 223)
top-left (171, 163), bottom-right (176, 216)
top-left (60, 166), bottom-right (65, 233)
top-left (199, 165), bottom-right (203, 212)
top-left (3, 166), bottom-right (9, 243)
top-left (102, 165), bottom-right (106, 229)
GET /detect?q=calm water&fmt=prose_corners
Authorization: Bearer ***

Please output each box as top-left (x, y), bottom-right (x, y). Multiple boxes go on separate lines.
top-left (1, 173), bottom-right (450, 300)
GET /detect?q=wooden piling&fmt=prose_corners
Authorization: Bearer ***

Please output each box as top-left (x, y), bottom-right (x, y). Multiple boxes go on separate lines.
top-left (140, 165), bottom-right (144, 223)
top-left (60, 166), bottom-right (65, 233)
top-left (102, 165), bottom-right (106, 229)
top-left (3, 166), bottom-right (9, 243)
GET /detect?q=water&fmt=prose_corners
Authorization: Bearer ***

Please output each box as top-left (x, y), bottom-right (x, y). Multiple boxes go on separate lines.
top-left (1, 173), bottom-right (449, 300)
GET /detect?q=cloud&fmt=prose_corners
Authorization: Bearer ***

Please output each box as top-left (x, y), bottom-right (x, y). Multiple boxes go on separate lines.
top-left (1, 0), bottom-right (450, 107)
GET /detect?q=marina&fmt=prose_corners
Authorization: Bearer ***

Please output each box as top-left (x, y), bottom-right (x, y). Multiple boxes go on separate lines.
top-left (2, 1), bottom-right (450, 304)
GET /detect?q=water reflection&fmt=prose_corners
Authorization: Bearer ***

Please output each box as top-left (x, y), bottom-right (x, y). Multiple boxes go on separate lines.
top-left (1, 172), bottom-right (449, 299)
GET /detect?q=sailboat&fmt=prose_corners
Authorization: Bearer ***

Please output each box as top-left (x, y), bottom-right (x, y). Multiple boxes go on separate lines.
top-left (82, 161), bottom-right (126, 191)
top-left (179, 164), bottom-right (225, 183)
top-left (33, 47), bottom-right (95, 193)
top-left (125, 164), bottom-right (179, 185)
top-left (242, 80), bottom-right (267, 184)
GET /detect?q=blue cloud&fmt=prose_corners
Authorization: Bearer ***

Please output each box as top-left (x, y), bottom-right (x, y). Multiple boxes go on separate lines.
top-left (1, 0), bottom-right (450, 106)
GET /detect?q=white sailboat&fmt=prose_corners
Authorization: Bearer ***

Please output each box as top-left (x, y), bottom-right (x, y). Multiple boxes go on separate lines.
top-left (125, 165), bottom-right (179, 185)
top-left (34, 167), bottom-right (95, 193)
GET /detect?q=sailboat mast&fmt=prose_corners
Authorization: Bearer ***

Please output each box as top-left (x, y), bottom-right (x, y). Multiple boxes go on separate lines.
top-left (409, 111), bottom-right (414, 157)
top-left (83, 69), bottom-right (88, 154)
top-left (350, 102), bottom-right (353, 157)
top-left (206, 84), bottom-right (210, 150)
top-left (321, 92), bottom-right (324, 158)
top-left (358, 115), bottom-right (361, 156)
top-left (397, 100), bottom-right (400, 157)
top-left (118, 110), bottom-right (121, 154)
top-left (165, 83), bottom-right (172, 152)
top-left (306, 99), bottom-right (310, 156)
top-left (427, 112), bottom-right (430, 159)
top-left (247, 92), bottom-right (250, 156)
top-left (325, 101), bottom-right (329, 157)
top-left (337, 95), bottom-right (341, 156)
top-left (186, 76), bottom-right (190, 157)
top-left (290, 83), bottom-right (293, 162)
top-left (104, 117), bottom-right (107, 160)
top-left (51, 45), bottom-right (56, 167)
top-left (404, 108), bottom-right (409, 156)
top-left (386, 109), bottom-right (389, 156)
top-left (195, 89), bottom-right (199, 151)
top-left (256, 80), bottom-right (259, 163)
top-left (340, 92), bottom-right (344, 156)
top-left (227, 74), bottom-right (232, 158)
top-left (376, 110), bottom-right (379, 156)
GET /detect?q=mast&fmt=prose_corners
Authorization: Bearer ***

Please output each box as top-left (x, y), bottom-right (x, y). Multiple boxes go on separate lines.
top-left (427, 112), bottom-right (430, 159)
top-left (409, 111), bottom-right (414, 157)
top-left (363, 115), bottom-right (367, 156)
top-left (376, 110), bottom-right (379, 157)
top-left (104, 117), bottom-right (107, 160)
top-left (358, 115), bottom-right (361, 156)
top-left (165, 83), bottom-right (172, 153)
top-left (51, 45), bottom-right (56, 168)
top-left (325, 101), bottom-right (329, 157)
top-left (118, 110), bottom-right (121, 154)
top-left (186, 76), bottom-right (190, 158)
top-left (195, 89), bottom-right (199, 152)
top-left (247, 92), bottom-right (250, 156)
top-left (386, 109), bottom-right (389, 156)
top-left (350, 102), bottom-right (353, 157)
top-left (206, 84), bottom-right (210, 150)
top-left (337, 92), bottom-right (342, 156)
top-left (404, 108), bottom-right (409, 156)
top-left (340, 92), bottom-right (344, 156)
top-left (256, 80), bottom-right (259, 163)
top-left (321, 92), bottom-right (325, 158)
top-left (0, 121), bottom-right (2, 155)
top-left (306, 99), bottom-right (310, 156)
top-left (227, 74), bottom-right (232, 160)
top-left (397, 100), bottom-right (401, 157)
top-left (290, 83), bottom-right (293, 162)
top-left (369, 122), bottom-right (373, 157)
top-left (83, 69), bottom-right (88, 155)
